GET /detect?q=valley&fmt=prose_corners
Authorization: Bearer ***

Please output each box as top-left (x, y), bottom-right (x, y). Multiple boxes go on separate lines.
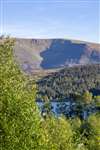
top-left (1, 37), bottom-right (100, 150)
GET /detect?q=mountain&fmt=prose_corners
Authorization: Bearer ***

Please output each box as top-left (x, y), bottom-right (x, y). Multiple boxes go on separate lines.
top-left (14, 38), bottom-right (100, 73)
top-left (1, 37), bottom-right (100, 74)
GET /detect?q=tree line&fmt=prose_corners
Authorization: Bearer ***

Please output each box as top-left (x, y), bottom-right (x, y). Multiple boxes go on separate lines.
top-left (37, 64), bottom-right (100, 101)
top-left (0, 37), bottom-right (100, 150)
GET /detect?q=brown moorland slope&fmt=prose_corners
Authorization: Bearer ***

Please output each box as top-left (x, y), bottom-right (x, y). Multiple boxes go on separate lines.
top-left (0, 37), bottom-right (100, 74)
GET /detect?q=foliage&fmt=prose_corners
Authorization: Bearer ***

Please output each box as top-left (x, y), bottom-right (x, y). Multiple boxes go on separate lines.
top-left (37, 64), bottom-right (100, 101)
top-left (0, 37), bottom-right (43, 150)
top-left (0, 37), bottom-right (100, 150)
top-left (81, 113), bottom-right (100, 150)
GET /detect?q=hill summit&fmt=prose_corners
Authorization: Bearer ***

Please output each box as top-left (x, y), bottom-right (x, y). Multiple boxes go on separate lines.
top-left (2, 38), bottom-right (100, 73)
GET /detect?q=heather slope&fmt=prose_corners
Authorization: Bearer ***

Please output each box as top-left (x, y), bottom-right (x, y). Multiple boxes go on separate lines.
top-left (1, 37), bottom-right (100, 73)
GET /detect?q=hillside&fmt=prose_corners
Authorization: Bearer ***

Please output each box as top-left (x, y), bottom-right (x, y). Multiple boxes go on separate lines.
top-left (1, 38), bottom-right (100, 150)
top-left (37, 64), bottom-right (100, 101)
top-left (13, 38), bottom-right (100, 73)
top-left (0, 37), bottom-right (100, 74)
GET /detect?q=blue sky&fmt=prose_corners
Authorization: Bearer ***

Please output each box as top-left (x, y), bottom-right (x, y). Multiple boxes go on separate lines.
top-left (0, 0), bottom-right (100, 43)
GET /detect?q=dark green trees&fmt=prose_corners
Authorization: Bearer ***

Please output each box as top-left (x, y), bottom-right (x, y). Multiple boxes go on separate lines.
top-left (37, 64), bottom-right (100, 101)
top-left (0, 37), bottom-right (100, 150)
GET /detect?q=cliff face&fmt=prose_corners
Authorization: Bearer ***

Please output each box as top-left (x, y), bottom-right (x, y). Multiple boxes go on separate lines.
top-left (13, 38), bottom-right (100, 73)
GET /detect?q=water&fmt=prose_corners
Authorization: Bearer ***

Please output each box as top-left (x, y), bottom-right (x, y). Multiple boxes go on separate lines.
top-left (36, 101), bottom-right (100, 119)
top-left (37, 101), bottom-right (72, 116)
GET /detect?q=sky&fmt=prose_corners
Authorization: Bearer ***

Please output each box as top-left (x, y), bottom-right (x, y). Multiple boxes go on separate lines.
top-left (0, 0), bottom-right (100, 43)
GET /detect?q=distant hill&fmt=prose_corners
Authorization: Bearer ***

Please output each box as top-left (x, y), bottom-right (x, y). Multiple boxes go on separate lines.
top-left (1, 38), bottom-right (100, 73)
